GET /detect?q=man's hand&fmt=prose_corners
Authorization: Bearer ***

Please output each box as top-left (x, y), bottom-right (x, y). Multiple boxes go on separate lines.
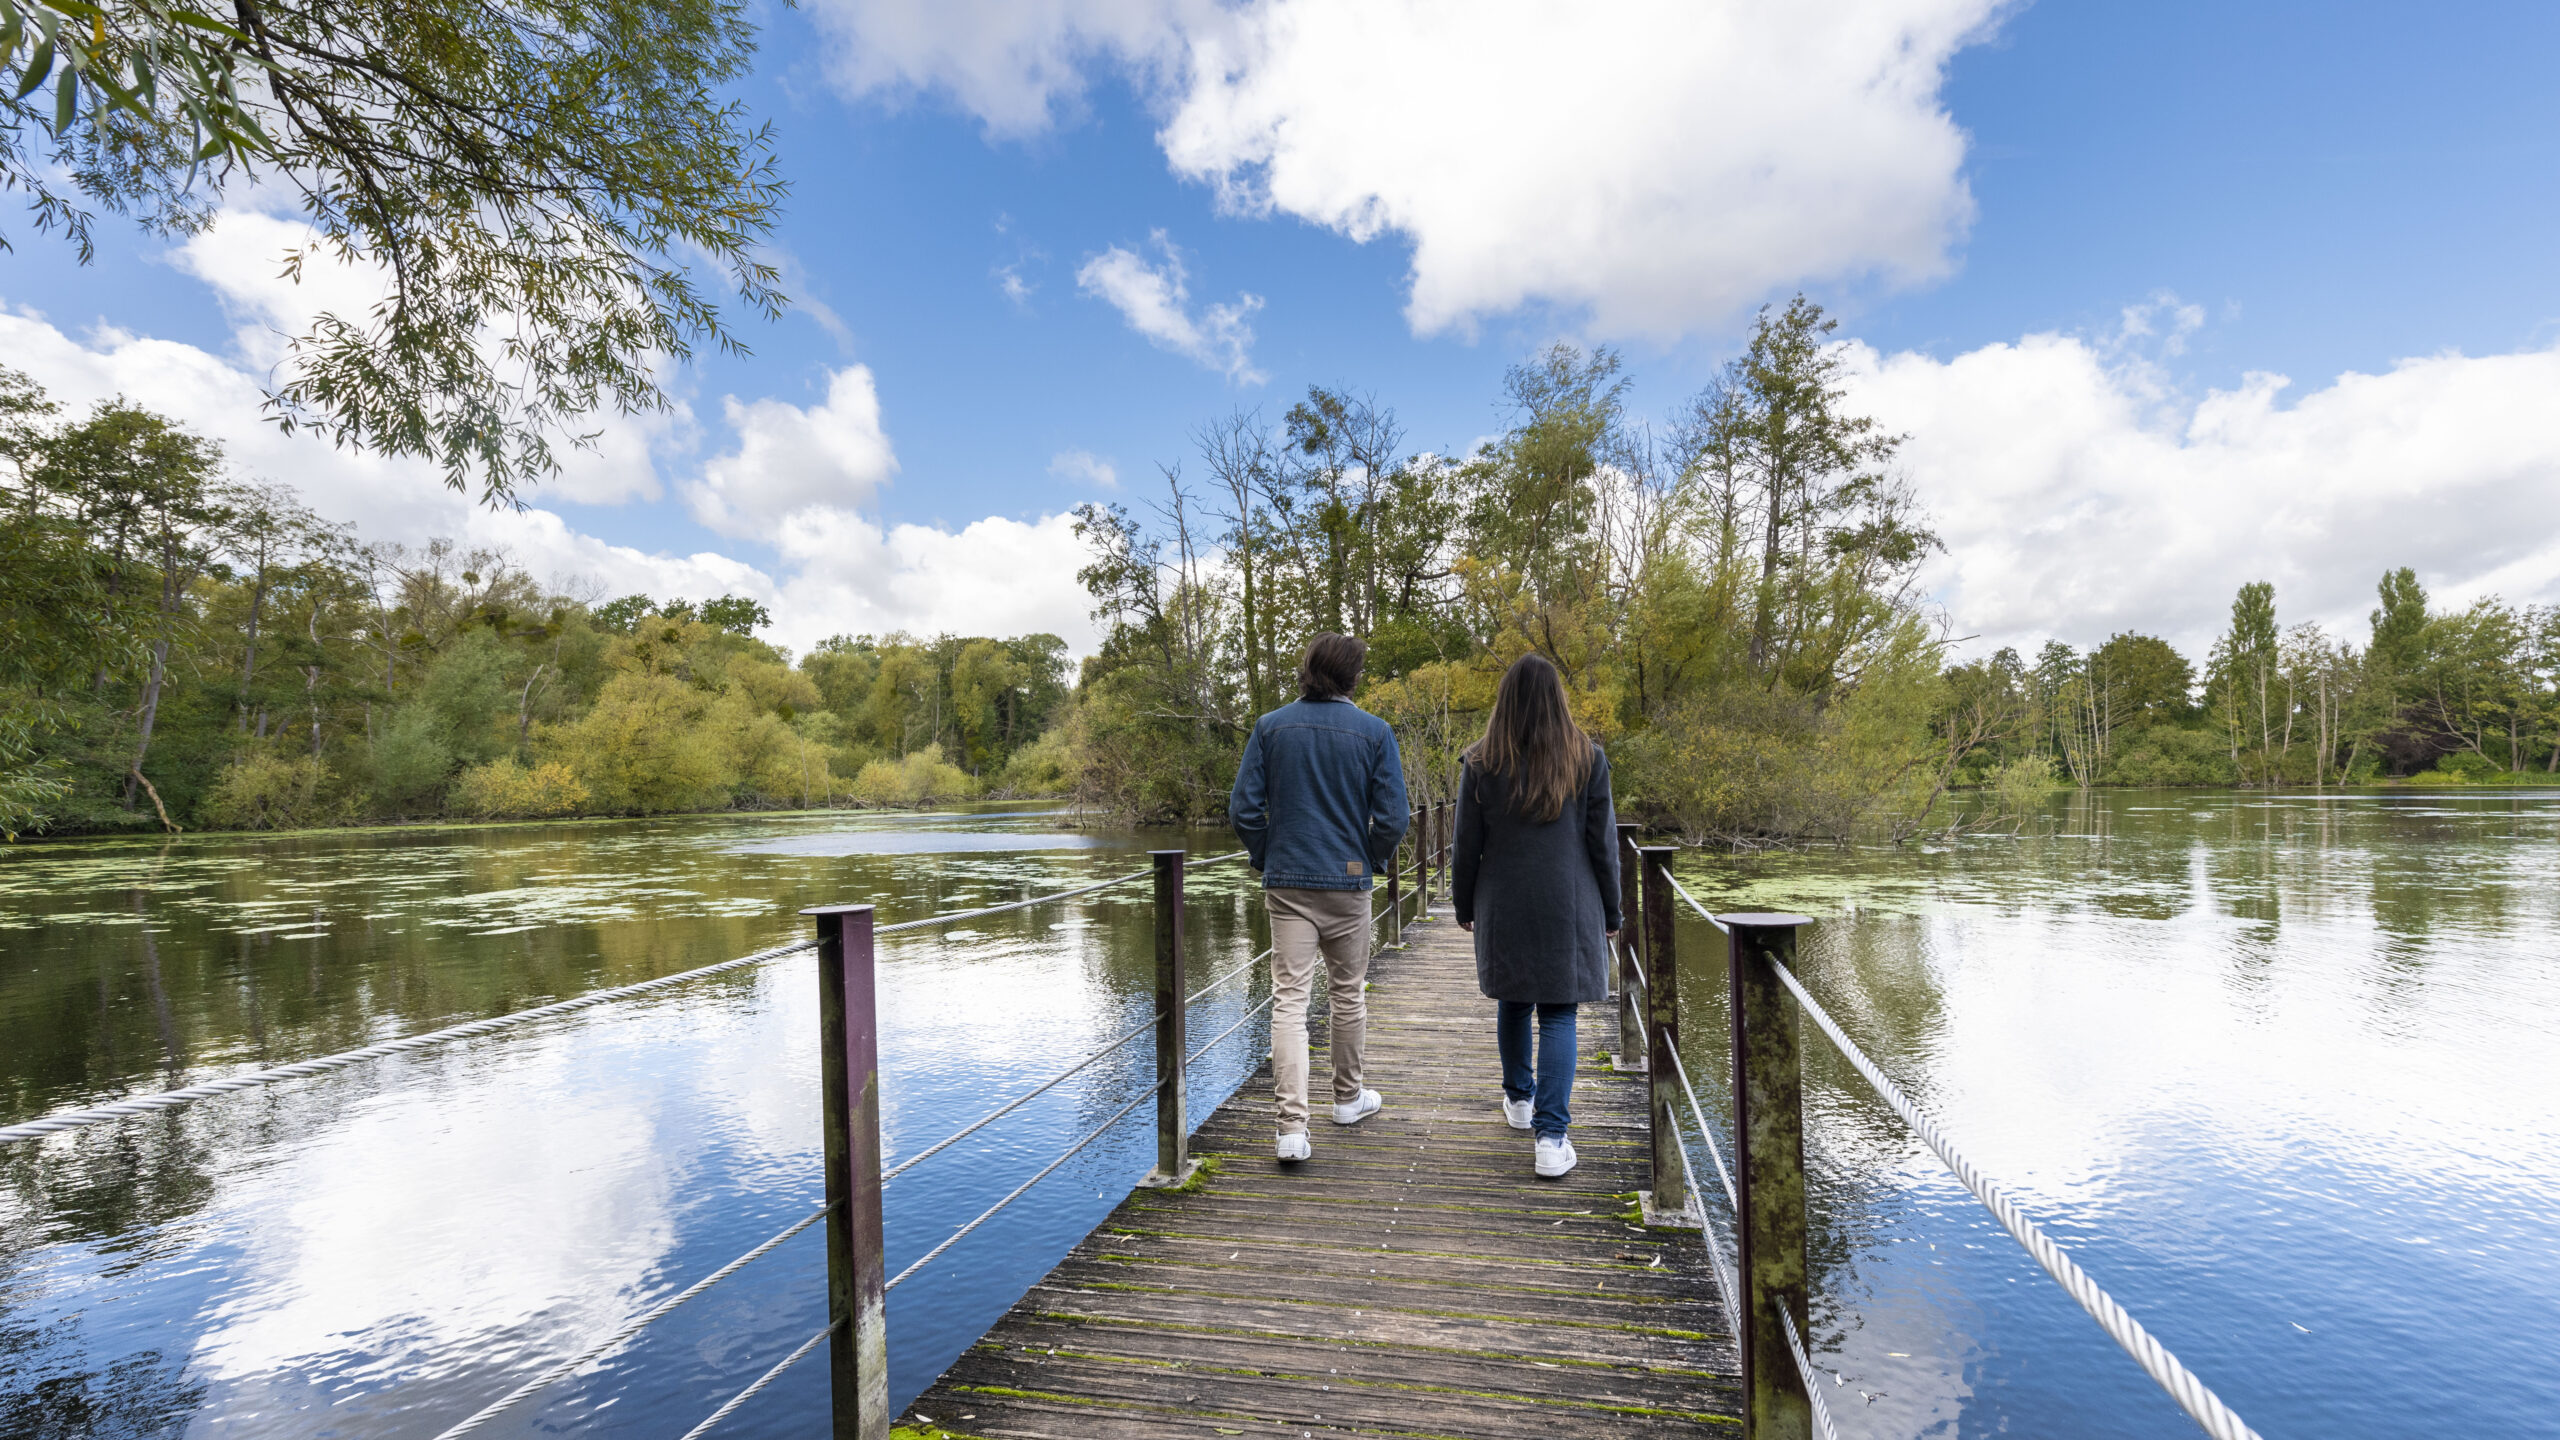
top-left (1458, 920), bottom-right (1473, 933)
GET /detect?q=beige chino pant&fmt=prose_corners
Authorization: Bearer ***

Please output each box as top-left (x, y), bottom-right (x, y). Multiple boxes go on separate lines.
top-left (1265, 886), bottom-right (1371, 1135)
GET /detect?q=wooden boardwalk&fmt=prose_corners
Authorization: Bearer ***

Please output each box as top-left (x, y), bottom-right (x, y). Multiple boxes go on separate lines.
top-left (901, 901), bottom-right (1742, 1438)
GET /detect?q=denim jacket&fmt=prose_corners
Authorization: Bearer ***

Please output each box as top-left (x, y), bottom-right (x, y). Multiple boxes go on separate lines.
top-left (1227, 698), bottom-right (1411, 890)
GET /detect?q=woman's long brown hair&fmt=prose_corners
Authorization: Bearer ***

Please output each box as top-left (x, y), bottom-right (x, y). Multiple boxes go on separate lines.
top-left (1465, 653), bottom-right (1592, 823)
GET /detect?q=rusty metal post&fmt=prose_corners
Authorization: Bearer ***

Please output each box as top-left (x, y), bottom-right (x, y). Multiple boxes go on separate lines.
top-left (1638, 848), bottom-right (1698, 1229)
top-left (807, 903), bottom-right (888, 1440)
top-left (1138, 850), bottom-right (1199, 1189)
top-left (1415, 804), bottom-right (1432, 908)
top-left (1385, 818), bottom-right (1403, 938)
top-left (1612, 822), bottom-right (1645, 1070)
top-left (1726, 912), bottom-right (1814, 1440)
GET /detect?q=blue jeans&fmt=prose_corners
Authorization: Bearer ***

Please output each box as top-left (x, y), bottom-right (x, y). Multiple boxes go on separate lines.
top-left (1497, 1001), bottom-right (1577, 1139)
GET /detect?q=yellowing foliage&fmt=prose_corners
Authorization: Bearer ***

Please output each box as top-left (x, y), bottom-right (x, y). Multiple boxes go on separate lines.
top-left (453, 758), bottom-right (590, 818)
top-left (849, 744), bottom-right (976, 806)
top-left (199, 754), bottom-right (340, 831)
top-left (557, 672), bottom-right (729, 813)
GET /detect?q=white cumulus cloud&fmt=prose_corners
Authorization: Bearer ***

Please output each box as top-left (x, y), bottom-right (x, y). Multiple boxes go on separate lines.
top-left (1847, 335), bottom-right (2560, 659)
top-left (0, 305), bottom-right (1095, 655)
top-left (817, 0), bottom-right (2001, 338)
top-left (773, 508), bottom-right (1100, 648)
top-left (688, 366), bottom-right (901, 535)
top-left (1076, 230), bottom-right (1265, 381)
top-left (1048, 448), bottom-right (1121, 490)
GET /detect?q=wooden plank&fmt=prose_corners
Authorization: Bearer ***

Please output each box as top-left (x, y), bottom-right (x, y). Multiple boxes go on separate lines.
top-left (901, 902), bottom-right (1742, 1439)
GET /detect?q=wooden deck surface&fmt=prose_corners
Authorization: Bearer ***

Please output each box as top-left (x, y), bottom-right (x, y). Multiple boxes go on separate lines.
top-left (900, 899), bottom-right (1742, 1438)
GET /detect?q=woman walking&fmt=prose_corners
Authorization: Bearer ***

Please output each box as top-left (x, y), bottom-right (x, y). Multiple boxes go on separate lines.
top-left (1451, 653), bottom-right (1620, 1179)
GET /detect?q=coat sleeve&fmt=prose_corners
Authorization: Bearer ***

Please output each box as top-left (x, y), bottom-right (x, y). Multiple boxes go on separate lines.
top-left (1451, 761), bottom-right (1485, 925)
top-left (1366, 722), bottom-right (1412, 872)
top-left (1583, 747), bottom-right (1623, 934)
top-left (1228, 719), bottom-right (1271, 872)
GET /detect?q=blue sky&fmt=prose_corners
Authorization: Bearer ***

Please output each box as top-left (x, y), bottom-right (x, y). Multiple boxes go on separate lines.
top-left (7, 0), bottom-right (2557, 655)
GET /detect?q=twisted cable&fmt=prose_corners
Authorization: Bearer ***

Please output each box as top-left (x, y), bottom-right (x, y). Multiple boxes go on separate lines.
top-left (3, 850), bottom-right (1250, 1147)
top-left (1768, 957), bottom-right (2265, 1440)
top-left (430, 1205), bottom-right (829, 1440)
top-left (1187, 946), bottom-right (1273, 1006)
top-left (884, 941), bottom-right (1268, 1186)
top-left (1777, 1300), bottom-right (1844, 1440)
top-left (884, 1079), bottom-right (1164, 1294)
top-left (1666, 873), bottom-right (1732, 934)
top-left (876, 847), bottom-right (1246, 935)
top-left (673, 1319), bottom-right (840, 1440)
top-left (0, 938), bottom-right (818, 1146)
top-left (1186, 991), bottom-right (1276, 1067)
top-left (881, 1015), bottom-right (1154, 1185)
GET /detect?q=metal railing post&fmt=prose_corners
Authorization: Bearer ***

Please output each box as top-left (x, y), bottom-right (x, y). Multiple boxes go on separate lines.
top-left (1613, 822), bottom-right (1645, 1070)
top-left (1726, 911), bottom-right (1814, 1440)
top-left (1415, 805), bottom-right (1431, 907)
top-left (1437, 800), bottom-right (1451, 882)
top-left (1139, 851), bottom-right (1199, 1189)
top-left (1385, 824), bottom-right (1402, 937)
top-left (1638, 848), bottom-right (1698, 1228)
top-left (806, 903), bottom-right (889, 1440)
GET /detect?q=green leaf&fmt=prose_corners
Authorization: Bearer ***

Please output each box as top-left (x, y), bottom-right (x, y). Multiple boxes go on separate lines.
top-left (166, 8), bottom-right (250, 42)
top-left (1, 3), bottom-right (24, 66)
top-left (15, 30), bottom-right (51, 98)
top-left (52, 43), bottom-right (73, 132)
top-left (33, 0), bottom-right (103, 20)
top-left (88, 61), bottom-right (141, 115)
top-left (230, 107), bottom-right (275, 153)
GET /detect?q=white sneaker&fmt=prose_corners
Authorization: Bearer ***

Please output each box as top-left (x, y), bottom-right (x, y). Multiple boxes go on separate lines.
top-left (1534, 1135), bottom-right (1578, 1178)
top-left (1501, 1096), bottom-right (1533, 1130)
top-left (1331, 1088), bottom-right (1383, 1125)
top-left (1276, 1131), bottom-right (1311, 1162)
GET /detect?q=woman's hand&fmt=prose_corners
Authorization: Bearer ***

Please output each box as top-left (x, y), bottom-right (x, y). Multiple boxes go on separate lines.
top-left (1458, 920), bottom-right (1473, 932)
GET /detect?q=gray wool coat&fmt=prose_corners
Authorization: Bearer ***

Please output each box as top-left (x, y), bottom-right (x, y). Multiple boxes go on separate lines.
top-left (1451, 748), bottom-right (1623, 1004)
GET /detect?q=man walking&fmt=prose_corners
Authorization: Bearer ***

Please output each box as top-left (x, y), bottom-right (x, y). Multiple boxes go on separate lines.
top-left (1229, 634), bottom-right (1410, 1162)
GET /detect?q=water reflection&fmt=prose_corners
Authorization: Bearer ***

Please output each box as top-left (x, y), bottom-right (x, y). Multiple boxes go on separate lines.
top-left (1672, 788), bottom-right (2560, 1438)
top-left (2, 810), bottom-right (1271, 1437)
top-left (10, 792), bottom-right (2554, 1437)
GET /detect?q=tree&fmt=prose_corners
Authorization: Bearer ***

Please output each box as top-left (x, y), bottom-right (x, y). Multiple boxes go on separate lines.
top-left (32, 401), bottom-right (233, 824)
top-left (699, 594), bottom-right (771, 636)
top-left (2207, 581), bottom-right (2281, 785)
top-left (1682, 296), bottom-right (1913, 682)
top-left (2091, 633), bottom-right (2193, 728)
top-left (2, 0), bottom-right (788, 501)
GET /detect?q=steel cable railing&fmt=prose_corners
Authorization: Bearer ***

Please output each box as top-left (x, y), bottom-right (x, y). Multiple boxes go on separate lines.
top-left (1657, 870), bottom-right (2264, 1440)
top-left (429, 1204), bottom-right (832, 1440)
top-left (881, 941), bottom-right (1274, 1187)
top-left (0, 937), bottom-right (820, 1147)
top-left (1187, 991), bottom-right (1278, 1067)
top-left (674, 1318), bottom-right (841, 1440)
top-left (879, 1015), bottom-right (1155, 1185)
top-left (8, 844), bottom-right (1276, 1439)
top-left (2, 854), bottom-right (1245, 1149)
top-left (873, 849), bottom-right (1246, 937)
top-left (1765, 951), bottom-right (2264, 1440)
top-left (885, 1080), bottom-right (1165, 1295)
top-left (887, 937), bottom-right (1280, 1295)
top-left (1779, 1302), bottom-right (1845, 1440)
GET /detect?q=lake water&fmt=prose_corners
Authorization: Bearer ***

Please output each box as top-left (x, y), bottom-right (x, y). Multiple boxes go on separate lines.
top-left (3, 791), bottom-right (2554, 1437)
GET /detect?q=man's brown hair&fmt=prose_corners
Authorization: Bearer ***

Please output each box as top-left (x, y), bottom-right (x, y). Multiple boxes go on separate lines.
top-left (1298, 633), bottom-right (1367, 701)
